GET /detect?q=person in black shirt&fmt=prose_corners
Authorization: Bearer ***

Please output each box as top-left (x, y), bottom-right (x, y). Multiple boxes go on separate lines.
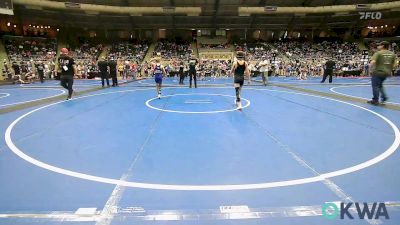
top-left (58, 48), bottom-right (76, 100)
top-left (98, 56), bottom-right (110, 87)
top-left (35, 61), bottom-right (45, 83)
top-left (108, 59), bottom-right (118, 87)
top-left (321, 58), bottom-right (336, 83)
top-left (179, 61), bottom-right (185, 85)
top-left (12, 62), bottom-right (20, 76)
top-left (20, 63), bottom-right (28, 75)
top-left (188, 57), bottom-right (198, 88)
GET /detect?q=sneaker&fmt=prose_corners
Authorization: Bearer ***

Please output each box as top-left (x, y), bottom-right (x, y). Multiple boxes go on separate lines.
top-left (237, 101), bottom-right (242, 109)
top-left (381, 96), bottom-right (388, 103)
top-left (66, 96), bottom-right (72, 100)
top-left (367, 100), bottom-right (379, 106)
top-left (157, 94), bottom-right (161, 99)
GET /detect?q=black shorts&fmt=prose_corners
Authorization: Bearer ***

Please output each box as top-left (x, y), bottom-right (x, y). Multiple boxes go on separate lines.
top-left (234, 76), bottom-right (244, 86)
top-left (325, 69), bottom-right (333, 75)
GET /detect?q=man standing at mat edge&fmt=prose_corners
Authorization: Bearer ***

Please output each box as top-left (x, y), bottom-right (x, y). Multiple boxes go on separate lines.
top-left (179, 60), bottom-right (185, 85)
top-left (108, 58), bottom-right (118, 87)
top-left (368, 41), bottom-right (397, 105)
top-left (57, 48), bottom-right (76, 100)
top-left (98, 56), bottom-right (110, 88)
top-left (188, 57), bottom-right (198, 88)
top-left (321, 58), bottom-right (335, 83)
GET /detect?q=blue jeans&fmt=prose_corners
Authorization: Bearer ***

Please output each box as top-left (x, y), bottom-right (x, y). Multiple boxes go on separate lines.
top-left (371, 76), bottom-right (387, 101)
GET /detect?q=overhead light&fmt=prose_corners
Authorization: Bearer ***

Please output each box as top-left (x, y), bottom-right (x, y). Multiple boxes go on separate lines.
top-left (7, 22), bottom-right (10, 26)
top-left (393, 26), bottom-right (396, 28)
top-left (385, 25), bottom-right (387, 27)
top-left (197, 30), bottom-right (201, 32)
top-left (41, 26), bottom-right (44, 29)
top-left (29, 24), bottom-right (32, 27)
top-left (13, 25), bottom-right (16, 28)
top-left (191, 28), bottom-right (195, 30)
top-left (374, 26), bottom-right (377, 29)
top-left (48, 26), bottom-right (51, 28)
top-left (380, 26), bottom-right (383, 28)
top-left (226, 28), bottom-right (230, 30)
top-left (57, 28), bottom-right (60, 31)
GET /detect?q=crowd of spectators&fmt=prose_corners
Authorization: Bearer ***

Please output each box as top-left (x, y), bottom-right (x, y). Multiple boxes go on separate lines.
top-left (234, 42), bottom-right (276, 61)
top-left (3, 36), bottom-right (398, 83)
top-left (107, 42), bottom-right (149, 62)
top-left (277, 40), bottom-right (362, 77)
top-left (4, 36), bottom-right (57, 64)
top-left (231, 40), bottom-right (368, 79)
top-left (199, 43), bottom-right (230, 50)
top-left (3, 36), bottom-right (57, 83)
top-left (65, 42), bottom-right (103, 79)
top-left (105, 42), bottom-right (149, 79)
top-left (153, 41), bottom-right (193, 61)
top-left (274, 40), bottom-right (360, 62)
top-left (196, 59), bottom-right (232, 77)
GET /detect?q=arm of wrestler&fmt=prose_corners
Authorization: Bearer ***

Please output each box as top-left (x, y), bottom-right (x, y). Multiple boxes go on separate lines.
top-left (230, 62), bottom-right (237, 75)
top-left (245, 62), bottom-right (251, 84)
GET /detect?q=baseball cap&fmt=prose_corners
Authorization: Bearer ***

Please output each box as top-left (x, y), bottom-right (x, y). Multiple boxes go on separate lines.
top-left (378, 41), bottom-right (390, 48)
